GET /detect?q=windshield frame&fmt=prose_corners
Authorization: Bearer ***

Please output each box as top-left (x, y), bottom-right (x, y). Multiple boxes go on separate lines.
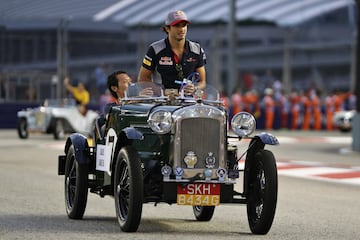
top-left (121, 82), bottom-right (223, 106)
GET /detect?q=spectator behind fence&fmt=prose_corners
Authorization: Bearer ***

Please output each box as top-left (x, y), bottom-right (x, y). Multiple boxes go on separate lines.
top-left (64, 76), bottom-right (89, 115)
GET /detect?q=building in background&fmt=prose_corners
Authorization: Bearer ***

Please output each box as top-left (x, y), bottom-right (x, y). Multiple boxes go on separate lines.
top-left (0, 0), bottom-right (357, 103)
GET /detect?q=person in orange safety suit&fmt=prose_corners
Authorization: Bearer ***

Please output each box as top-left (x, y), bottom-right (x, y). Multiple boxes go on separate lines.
top-left (231, 88), bottom-right (243, 116)
top-left (289, 90), bottom-right (300, 130)
top-left (220, 90), bottom-right (230, 113)
top-left (277, 89), bottom-right (290, 129)
top-left (262, 88), bottom-right (275, 130)
top-left (325, 92), bottom-right (335, 130)
top-left (311, 89), bottom-right (322, 130)
top-left (301, 90), bottom-right (312, 130)
top-left (244, 89), bottom-right (261, 118)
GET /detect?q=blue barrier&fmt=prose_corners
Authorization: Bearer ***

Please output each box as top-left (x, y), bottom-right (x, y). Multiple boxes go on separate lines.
top-left (0, 103), bottom-right (39, 129)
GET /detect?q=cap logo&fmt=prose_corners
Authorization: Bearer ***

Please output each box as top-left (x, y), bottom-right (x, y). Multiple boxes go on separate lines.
top-left (166, 10), bottom-right (189, 26)
top-left (174, 11), bottom-right (184, 19)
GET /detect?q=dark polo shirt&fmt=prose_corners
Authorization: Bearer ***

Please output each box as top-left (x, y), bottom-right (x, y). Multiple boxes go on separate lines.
top-left (141, 37), bottom-right (206, 89)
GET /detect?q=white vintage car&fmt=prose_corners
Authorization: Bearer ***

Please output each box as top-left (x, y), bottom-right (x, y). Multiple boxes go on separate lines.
top-left (333, 110), bottom-right (355, 132)
top-left (17, 98), bottom-right (99, 139)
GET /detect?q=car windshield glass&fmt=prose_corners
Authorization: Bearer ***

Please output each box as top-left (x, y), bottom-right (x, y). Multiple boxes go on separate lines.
top-left (124, 82), bottom-right (220, 102)
top-left (126, 82), bottom-right (164, 98)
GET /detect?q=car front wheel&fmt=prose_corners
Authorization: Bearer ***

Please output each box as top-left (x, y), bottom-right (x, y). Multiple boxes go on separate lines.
top-left (54, 119), bottom-right (65, 140)
top-left (17, 118), bottom-right (28, 139)
top-left (114, 146), bottom-right (143, 232)
top-left (64, 144), bottom-right (88, 219)
top-left (246, 149), bottom-right (278, 235)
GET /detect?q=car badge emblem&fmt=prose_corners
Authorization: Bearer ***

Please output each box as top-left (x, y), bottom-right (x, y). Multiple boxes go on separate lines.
top-left (174, 166), bottom-right (184, 180)
top-left (205, 152), bottom-right (216, 168)
top-left (161, 165), bottom-right (172, 181)
top-left (184, 151), bottom-right (197, 168)
top-left (204, 169), bottom-right (212, 181)
top-left (216, 167), bottom-right (227, 182)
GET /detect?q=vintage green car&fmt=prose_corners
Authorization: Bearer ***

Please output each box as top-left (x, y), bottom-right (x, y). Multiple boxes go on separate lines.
top-left (58, 80), bottom-right (279, 234)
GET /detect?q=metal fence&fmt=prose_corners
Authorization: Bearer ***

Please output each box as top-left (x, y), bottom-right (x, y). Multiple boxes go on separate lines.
top-left (0, 72), bottom-right (56, 103)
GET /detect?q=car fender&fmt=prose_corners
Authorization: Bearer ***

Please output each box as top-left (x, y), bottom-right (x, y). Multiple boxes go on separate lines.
top-left (17, 108), bottom-right (36, 119)
top-left (122, 127), bottom-right (144, 140)
top-left (255, 132), bottom-right (279, 145)
top-left (105, 127), bottom-right (143, 173)
top-left (64, 133), bottom-right (90, 164)
top-left (243, 133), bottom-right (278, 195)
top-left (17, 110), bottom-right (28, 118)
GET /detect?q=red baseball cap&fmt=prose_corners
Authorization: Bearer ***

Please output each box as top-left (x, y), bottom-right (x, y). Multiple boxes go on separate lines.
top-left (165, 10), bottom-right (190, 26)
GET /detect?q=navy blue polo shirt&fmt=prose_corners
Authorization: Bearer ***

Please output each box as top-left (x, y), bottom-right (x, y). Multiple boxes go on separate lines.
top-left (141, 38), bottom-right (206, 89)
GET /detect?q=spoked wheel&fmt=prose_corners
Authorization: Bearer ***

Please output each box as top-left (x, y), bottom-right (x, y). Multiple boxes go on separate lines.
top-left (246, 149), bottom-right (278, 235)
top-left (54, 119), bottom-right (65, 140)
top-left (64, 145), bottom-right (88, 219)
top-left (114, 146), bottom-right (143, 232)
top-left (193, 206), bottom-right (215, 221)
top-left (17, 118), bottom-right (28, 139)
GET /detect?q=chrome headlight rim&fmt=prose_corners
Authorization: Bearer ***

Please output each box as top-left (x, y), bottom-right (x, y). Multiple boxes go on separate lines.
top-left (147, 110), bottom-right (173, 134)
top-left (231, 112), bottom-right (256, 137)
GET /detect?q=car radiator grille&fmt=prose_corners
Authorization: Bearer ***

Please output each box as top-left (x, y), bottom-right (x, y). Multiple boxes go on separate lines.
top-left (179, 118), bottom-right (221, 169)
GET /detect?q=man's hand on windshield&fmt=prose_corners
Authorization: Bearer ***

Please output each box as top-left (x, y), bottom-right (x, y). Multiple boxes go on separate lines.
top-left (139, 87), bottom-right (154, 97)
top-left (183, 82), bottom-right (195, 95)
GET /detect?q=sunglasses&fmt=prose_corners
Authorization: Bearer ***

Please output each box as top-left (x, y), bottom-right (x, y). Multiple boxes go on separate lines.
top-left (175, 64), bottom-right (184, 80)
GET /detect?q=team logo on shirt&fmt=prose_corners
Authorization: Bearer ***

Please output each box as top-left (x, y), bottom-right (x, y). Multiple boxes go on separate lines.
top-left (143, 58), bottom-right (151, 66)
top-left (186, 57), bottom-right (197, 63)
top-left (143, 55), bottom-right (152, 66)
top-left (159, 56), bottom-right (173, 65)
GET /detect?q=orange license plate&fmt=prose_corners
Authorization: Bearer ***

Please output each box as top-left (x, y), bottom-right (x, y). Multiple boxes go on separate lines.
top-left (177, 183), bottom-right (220, 206)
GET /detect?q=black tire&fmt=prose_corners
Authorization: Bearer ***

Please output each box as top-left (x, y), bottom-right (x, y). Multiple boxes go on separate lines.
top-left (193, 206), bottom-right (215, 221)
top-left (114, 146), bottom-right (143, 232)
top-left (339, 127), bottom-right (351, 133)
top-left (54, 119), bottom-right (65, 140)
top-left (246, 149), bottom-right (278, 235)
top-left (17, 118), bottom-right (28, 139)
top-left (64, 145), bottom-right (88, 219)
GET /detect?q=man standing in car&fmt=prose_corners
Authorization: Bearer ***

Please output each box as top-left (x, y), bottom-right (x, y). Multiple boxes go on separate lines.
top-left (138, 10), bottom-right (206, 94)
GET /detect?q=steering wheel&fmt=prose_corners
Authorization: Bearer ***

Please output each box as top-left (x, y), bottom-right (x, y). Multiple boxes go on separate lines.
top-left (186, 72), bottom-right (200, 85)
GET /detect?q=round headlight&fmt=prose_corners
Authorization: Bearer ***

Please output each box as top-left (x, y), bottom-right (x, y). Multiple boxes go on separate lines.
top-left (231, 112), bottom-right (256, 136)
top-left (148, 110), bottom-right (172, 134)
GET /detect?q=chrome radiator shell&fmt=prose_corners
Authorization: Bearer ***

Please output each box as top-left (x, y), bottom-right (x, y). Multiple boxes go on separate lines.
top-left (172, 104), bottom-right (227, 178)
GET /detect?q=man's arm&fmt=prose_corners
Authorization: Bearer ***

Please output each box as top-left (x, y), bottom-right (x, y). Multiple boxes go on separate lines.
top-left (64, 77), bottom-right (73, 92)
top-left (138, 66), bottom-right (153, 83)
top-left (195, 66), bottom-right (206, 89)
